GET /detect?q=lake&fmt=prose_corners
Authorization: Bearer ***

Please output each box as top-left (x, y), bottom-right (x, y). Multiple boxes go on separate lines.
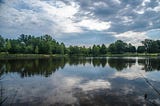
top-left (0, 57), bottom-right (160, 106)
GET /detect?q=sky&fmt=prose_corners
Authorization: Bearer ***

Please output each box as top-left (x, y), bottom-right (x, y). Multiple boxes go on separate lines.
top-left (0, 0), bottom-right (160, 46)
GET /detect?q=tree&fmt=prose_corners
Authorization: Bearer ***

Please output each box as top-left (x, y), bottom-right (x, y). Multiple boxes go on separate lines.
top-left (108, 40), bottom-right (127, 54)
top-left (92, 45), bottom-right (100, 56)
top-left (156, 40), bottom-right (160, 53)
top-left (100, 44), bottom-right (107, 54)
top-left (25, 45), bottom-right (33, 53)
top-left (42, 34), bottom-right (52, 41)
top-left (142, 39), bottom-right (159, 53)
top-left (9, 40), bottom-right (21, 53)
top-left (34, 46), bottom-right (39, 54)
top-left (18, 34), bottom-right (27, 44)
top-left (69, 46), bottom-right (80, 55)
top-left (1, 34), bottom-right (160, 55)
top-left (0, 35), bottom-right (5, 52)
top-left (127, 43), bottom-right (136, 53)
top-left (5, 40), bottom-right (11, 52)
top-left (137, 46), bottom-right (145, 53)
top-left (60, 43), bottom-right (65, 55)
top-left (114, 40), bottom-right (127, 54)
top-left (108, 43), bottom-right (116, 54)
top-left (88, 47), bottom-right (92, 55)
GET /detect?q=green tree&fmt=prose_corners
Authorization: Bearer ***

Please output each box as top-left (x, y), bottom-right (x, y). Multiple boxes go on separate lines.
top-left (69, 46), bottom-right (80, 55)
top-left (60, 43), bottom-right (65, 55)
top-left (0, 35), bottom-right (5, 52)
top-left (92, 45), bottom-right (100, 56)
top-left (9, 40), bottom-right (21, 53)
top-left (108, 43), bottom-right (116, 54)
top-left (108, 40), bottom-right (127, 54)
top-left (100, 44), bottom-right (107, 54)
top-left (34, 46), bottom-right (39, 54)
top-left (114, 40), bottom-right (127, 54)
top-left (5, 40), bottom-right (11, 52)
top-left (156, 40), bottom-right (160, 53)
top-left (142, 39), bottom-right (159, 53)
top-left (25, 45), bottom-right (33, 53)
top-left (127, 43), bottom-right (136, 53)
top-left (137, 46), bottom-right (145, 53)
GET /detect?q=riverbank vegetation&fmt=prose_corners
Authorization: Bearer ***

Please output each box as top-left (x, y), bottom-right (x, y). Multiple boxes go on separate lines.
top-left (0, 34), bottom-right (160, 57)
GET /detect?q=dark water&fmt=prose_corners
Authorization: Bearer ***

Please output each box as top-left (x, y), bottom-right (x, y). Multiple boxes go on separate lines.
top-left (0, 57), bottom-right (160, 106)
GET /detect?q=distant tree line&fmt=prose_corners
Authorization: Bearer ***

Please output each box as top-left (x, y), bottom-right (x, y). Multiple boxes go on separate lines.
top-left (0, 34), bottom-right (160, 55)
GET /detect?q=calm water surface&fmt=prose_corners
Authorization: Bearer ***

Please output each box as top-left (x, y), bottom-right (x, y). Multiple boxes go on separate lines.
top-left (0, 57), bottom-right (160, 106)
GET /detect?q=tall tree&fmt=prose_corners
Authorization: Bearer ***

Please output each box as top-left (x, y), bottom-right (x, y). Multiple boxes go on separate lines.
top-left (142, 39), bottom-right (159, 53)
top-left (137, 46), bottom-right (145, 53)
top-left (92, 45), bottom-right (100, 56)
top-left (127, 43), bottom-right (136, 53)
top-left (108, 43), bottom-right (116, 54)
top-left (0, 35), bottom-right (5, 52)
top-left (100, 44), bottom-right (107, 54)
top-left (108, 40), bottom-right (127, 54)
top-left (34, 46), bottom-right (39, 54)
top-left (5, 40), bottom-right (11, 52)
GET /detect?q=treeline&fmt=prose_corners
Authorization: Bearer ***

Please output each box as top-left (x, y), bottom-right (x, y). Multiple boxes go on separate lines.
top-left (0, 34), bottom-right (160, 55)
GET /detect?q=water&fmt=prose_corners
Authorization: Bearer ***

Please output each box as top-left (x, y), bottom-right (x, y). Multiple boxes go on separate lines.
top-left (0, 57), bottom-right (160, 106)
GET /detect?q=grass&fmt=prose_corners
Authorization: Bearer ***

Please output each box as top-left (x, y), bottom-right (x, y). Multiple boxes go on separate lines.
top-left (0, 52), bottom-right (160, 59)
top-left (106, 53), bottom-right (159, 57)
top-left (0, 53), bottom-right (67, 59)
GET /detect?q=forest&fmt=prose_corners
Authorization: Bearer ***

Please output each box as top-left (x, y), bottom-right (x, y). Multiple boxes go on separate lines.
top-left (0, 34), bottom-right (160, 56)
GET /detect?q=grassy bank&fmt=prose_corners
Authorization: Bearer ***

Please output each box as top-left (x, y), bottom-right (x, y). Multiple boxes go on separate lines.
top-left (0, 53), bottom-right (160, 59)
top-left (106, 53), bottom-right (160, 57)
top-left (0, 53), bottom-right (67, 59)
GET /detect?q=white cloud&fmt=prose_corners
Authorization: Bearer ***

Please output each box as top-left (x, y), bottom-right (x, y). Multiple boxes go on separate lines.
top-left (134, 9), bottom-right (145, 14)
top-left (113, 0), bottom-right (121, 4)
top-left (0, 0), bottom-right (112, 35)
top-left (93, 2), bottom-right (108, 7)
top-left (79, 79), bottom-right (111, 91)
top-left (142, 0), bottom-right (151, 6)
top-left (48, 74), bottom-right (82, 105)
top-left (29, 0), bottom-right (82, 33)
top-left (146, 28), bottom-right (160, 39)
top-left (0, 0), bottom-right (83, 35)
top-left (78, 19), bottom-right (111, 31)
top-left (113, 31), bottom-right (148, 46)
top-left (122, 16), bottom-right (133, 24)
top-left (147, 6), bottom-right (160, 12)
top-left (35, 1), bottom-right (78, 19)
top-left (113, 64), bottom-right (146, 80)
top-left (146, 71), bottom-right (160, 82)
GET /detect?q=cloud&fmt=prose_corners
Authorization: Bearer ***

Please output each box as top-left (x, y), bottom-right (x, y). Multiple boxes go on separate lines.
top-left (142, 0), bottom-right (151, 6)
top-left (79, 79), bottom-right (111, 91)
top-left (56, 31), bottom-right (115, 46)
top-left (113, 31), bottom-right (148, 46)
top-left (0, 0), bottom-right (160, 45)
top-left (113, 64), bottom-right (146, 80)
top-left (146, 28), bottom-right (160, 39)
top-left (78, 19), bottom-right (111, 31)
top-left (146, 71), bottom-right (160, 82)
top-left (0, 0), bottom-right (82, 36)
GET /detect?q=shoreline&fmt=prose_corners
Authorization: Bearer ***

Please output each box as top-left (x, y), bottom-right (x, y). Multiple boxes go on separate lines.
top-left (0, 53), bottom-right (67, 59)
top-left (0, 53), bottom-right (160, 59)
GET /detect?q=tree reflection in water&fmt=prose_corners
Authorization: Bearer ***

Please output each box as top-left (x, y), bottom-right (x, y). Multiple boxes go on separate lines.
top-left (0, 57), bottom-right (160, 78)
